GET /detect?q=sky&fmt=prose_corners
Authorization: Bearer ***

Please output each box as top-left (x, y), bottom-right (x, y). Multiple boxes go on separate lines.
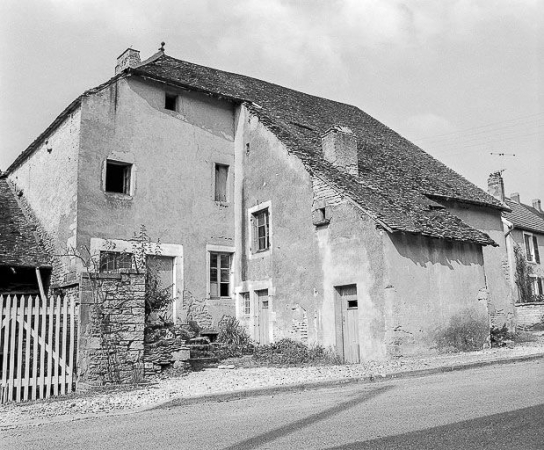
top-left (1, 0), bottom-right (542, 203)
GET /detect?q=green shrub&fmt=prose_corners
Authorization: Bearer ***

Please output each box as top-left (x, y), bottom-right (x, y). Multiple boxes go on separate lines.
top-left (213, 316), bottom-right (254, 359)
top-left (434, 309), bottom-right (489, 352)
top-left (490, 325), bottom-right (515, 348)
top-left (253, 338), bottom-right (341, 366)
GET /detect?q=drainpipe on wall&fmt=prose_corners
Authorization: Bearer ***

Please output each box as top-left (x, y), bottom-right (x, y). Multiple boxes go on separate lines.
top-left (502, 217), bottom-right (517, 302)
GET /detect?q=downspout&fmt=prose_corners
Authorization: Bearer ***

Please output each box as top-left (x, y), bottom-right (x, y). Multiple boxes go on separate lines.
top-left (502, 217), bottom-right (518, 306)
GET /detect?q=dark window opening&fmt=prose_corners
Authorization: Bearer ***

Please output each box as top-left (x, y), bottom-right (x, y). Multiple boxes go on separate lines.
top-left (313, 206), bottom-right (330, 226)
top-left (215, 164), bottom-right (229, 202)
top-left (252, 208), bottom-right (270, 252)
top-left (165, 93), bottom-right (177, 111)
top-left (0, 266), bottom-right (51, 294)
top-left (347, 300), bottom-right (358, 309)
top-left (210, 252), bottom-right (231, 298)
top-left (262, 300), bottom-right (269, 309)
top-left (100, 251), bottom-right (133, 272)
top-left (105, 160), bottom-right (132, 194)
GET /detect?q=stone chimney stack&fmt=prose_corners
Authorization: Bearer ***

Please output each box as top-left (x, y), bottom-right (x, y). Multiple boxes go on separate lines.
top-left (532, 199), bottom-right (543, 214)
top-left (321, 126), bottom-right (358, 175)
top-left (115, 48), bottom-right (141, 75)
top-left (510, 192), bottom-right (520, 203)
top-left (487, 171), bottom-right (505, 202)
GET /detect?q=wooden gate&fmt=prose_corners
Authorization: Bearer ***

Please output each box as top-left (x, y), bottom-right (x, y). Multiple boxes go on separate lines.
top-left (0, 294), bottom-right (79, 403)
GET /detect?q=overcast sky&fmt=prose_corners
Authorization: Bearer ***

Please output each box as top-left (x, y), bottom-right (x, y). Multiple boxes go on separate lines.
top-left (1, 0), bottom-right (542, 203)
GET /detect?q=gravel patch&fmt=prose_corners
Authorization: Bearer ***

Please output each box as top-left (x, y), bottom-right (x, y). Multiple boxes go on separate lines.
top-left (1, 340), bottom-right (543, 427)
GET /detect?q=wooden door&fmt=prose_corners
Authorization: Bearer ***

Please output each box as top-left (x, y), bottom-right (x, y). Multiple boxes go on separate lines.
top-left (255, 289), bottom-right (269, 344)
top-left (335, 285), bottom-right (360, 363)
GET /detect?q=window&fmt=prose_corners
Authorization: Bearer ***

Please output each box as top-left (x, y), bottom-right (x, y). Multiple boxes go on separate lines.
top-left (214, 164), bottom-right (229, 202)
top-left (530, 276), bottom-right (544, 300)
top-left (105, 160), bottom-right (132, 194)
top-left (99, 251), bottom-right (133, 272)
top-left (165, 93), bottom-right (177, 111)
top-left (210, 252), bottom-right (231, 297)
top-left (524, 232), bottom-right (541, 263)
top-left (241, 292), bottom-right (250, 315)
top-left (313, 207), bottom-right (330, 226)
top-left (252, 208), bottom-right (270, 252)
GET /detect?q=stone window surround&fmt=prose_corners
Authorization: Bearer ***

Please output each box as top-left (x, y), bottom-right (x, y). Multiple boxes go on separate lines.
top-left (211, 160), bottom-right (232, 205)
top-left (247, 200), bottom-right (272, 260)
top-left (206, 244), bottom-right (235, 300)
top-left (90, 237), bottom-right (183, 323)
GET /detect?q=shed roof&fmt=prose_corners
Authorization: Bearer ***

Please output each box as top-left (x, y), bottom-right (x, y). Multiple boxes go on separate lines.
top-left (504, 199), bottom-right (544, 234)
top-left (0, 177), bottom-right (51, 267)
top-left (133, 54), bottom-right (500, 245)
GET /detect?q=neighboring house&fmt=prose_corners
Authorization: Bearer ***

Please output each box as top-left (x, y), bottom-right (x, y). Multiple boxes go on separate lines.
top-left (3, 47), bottom-right (515, 361)
top-left (0, 176), bottom-right (51, 293)
top-left (488, 171), bottom-right (544, 328)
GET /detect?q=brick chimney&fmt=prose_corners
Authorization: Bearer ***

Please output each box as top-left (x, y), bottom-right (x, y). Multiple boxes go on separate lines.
top-left (532, 199), bottom-right (543, 214)
top-left (115, 48), bottom-right (141, 75)
top-left (510, 192), bottom-right (520, 203)
top-left (322, 126), bottom-right (358, 175)
top-left (487, 171), bottom-right (505, 202)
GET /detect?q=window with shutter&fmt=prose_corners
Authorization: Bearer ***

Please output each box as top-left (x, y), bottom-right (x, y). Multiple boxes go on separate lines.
top-left (214, 164), bottom-right (229, 202)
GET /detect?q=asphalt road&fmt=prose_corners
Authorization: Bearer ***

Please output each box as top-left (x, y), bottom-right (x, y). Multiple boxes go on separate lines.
top-left (2, 360), bottom-right (543, 450)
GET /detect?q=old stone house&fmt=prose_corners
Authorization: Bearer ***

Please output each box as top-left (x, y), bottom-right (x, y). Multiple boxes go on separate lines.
top-left (3, 47), bottom-right (515, 363)
top-left (488, 172), bottom-right (544, 328)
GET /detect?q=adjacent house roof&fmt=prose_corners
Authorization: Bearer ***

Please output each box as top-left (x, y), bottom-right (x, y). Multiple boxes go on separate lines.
top-left (0, 177), bottom-right (51, 267)
top-left (133, 53), bottom-right (500, 245)
top-left (504, 199), bottom-right (544, 234)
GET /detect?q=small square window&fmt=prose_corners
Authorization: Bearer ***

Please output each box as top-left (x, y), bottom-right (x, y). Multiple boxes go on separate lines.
top-left (105, 160), bottom-right (132, 194)
top-left (215, 164), bottom-right (229, 202)
top-left (313, 207), bottom-right (330, 226)
top-left (252, 208), bottom-right (270, 252)
top-left (99, 251), bottom-right (133, 272)
top-left (210, 252), bottom-right (232, 298)
top-left (165, 93), bottom-right (177, 111)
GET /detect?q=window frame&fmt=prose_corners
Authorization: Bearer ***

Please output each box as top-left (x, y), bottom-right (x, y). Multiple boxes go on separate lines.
top-left (214, 163), bottom-right (229, 203)
top-left (105, 159), bottom-right (132, 195)
top-left (240, 292), bottom-right (251, 315)
top-left (252, 209), bottom-right (270, 253)
top-left (165, 92), bottom-right (177, 111)
top-left (247, 201), bottom-right (272, 258)
top-left (99, 251), bottom-right (134, 272)
top-left (206, 245), bottom-right (234, 299)
top-left (523, 232), bottom-right (541, 264)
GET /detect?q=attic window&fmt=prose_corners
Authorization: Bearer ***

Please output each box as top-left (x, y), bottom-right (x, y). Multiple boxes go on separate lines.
top-left (165, 93), bottom-right (177, 111)
top-left (105, 160), bottom-right (132, 194)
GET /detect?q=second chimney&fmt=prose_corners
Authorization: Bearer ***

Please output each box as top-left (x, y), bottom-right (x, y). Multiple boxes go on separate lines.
top-left (510, 192), bottom-right (520, 203)
top-left (322, 126), bottom-right (358, 175)
top-left (115, 48), bottom-right (141, 75)
top-left (532, 199), bottom-right (543, 214)
top-left (487, 171), bottom-right (505, 202)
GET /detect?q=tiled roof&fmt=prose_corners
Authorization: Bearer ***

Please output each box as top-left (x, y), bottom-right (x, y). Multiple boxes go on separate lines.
top-left (133, 54), bottom-right (499, 245)
top-left (0, 177), bottom-right (51, 267)
top-left (504, 199), bottom-right (544, 234)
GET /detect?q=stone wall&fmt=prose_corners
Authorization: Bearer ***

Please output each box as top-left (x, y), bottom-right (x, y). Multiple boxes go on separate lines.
top-left (515, 303), bottom-right (544, 328)
top-left (78, 270), bottom-right (145, 385)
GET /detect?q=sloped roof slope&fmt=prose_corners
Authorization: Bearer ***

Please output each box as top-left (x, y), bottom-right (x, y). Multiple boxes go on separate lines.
top-left (0, 177), bottom-right (51, 267)
top-left (134, 54), bottom-right (498, 245)
top-left (505, 199), bottom-right (544, 234)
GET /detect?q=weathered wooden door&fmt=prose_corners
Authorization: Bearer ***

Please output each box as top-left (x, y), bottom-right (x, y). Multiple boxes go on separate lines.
top-left (255, 289), bottom-right (269, 344)
top-left (335, 285), bottom-right (360, 363)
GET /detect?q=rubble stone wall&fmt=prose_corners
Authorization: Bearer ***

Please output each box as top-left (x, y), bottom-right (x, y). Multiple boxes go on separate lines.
top-left (78, 271), bottom-right (145, 385)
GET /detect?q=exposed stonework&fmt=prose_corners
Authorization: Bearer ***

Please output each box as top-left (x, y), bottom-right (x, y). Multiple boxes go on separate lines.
top-left (78, 271), bottom-right (145, 385)
top-left (183, 289), bottom-right (213, 329)
top-left (515, 303), bottom-right (544, 328)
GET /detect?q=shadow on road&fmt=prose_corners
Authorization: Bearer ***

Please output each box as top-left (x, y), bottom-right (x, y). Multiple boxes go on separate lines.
top-left (222, 385), bottom-right (395, 450)
top-left (324, 403), bottom-right (544, 450)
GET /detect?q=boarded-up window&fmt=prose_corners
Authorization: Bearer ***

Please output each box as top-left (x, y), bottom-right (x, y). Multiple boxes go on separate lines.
top-left (252, 208), bottom-right (270, 252)
top-left (99, 251), bottom-right (133, 272)
top-left (215, 164), bottom-right (228, 202)
top-left (105, 160), bottom-right (131, 194)
top-left (210, 252), bottom-right (231, 297)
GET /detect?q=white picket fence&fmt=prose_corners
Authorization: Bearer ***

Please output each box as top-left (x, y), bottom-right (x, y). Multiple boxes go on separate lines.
top-left (0, 295), bottom-right (79, 403)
